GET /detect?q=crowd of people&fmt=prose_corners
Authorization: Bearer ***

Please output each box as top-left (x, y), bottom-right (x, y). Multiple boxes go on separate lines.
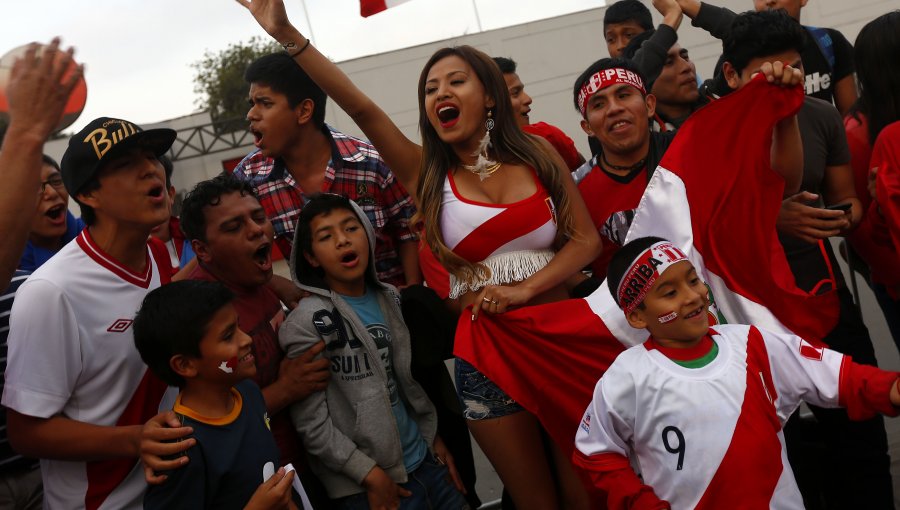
top-left (0, 0), bottom-right (899, 509)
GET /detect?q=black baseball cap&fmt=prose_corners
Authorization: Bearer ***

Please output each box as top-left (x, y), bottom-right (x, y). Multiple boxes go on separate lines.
top-left (61, 117), bottom-right (177, 196)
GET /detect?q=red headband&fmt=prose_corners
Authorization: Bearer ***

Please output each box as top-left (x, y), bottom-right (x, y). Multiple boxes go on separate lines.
top-left (577, 67), bottom-right (646, 116)
top-left (617, 241), bottom-right (688, 315)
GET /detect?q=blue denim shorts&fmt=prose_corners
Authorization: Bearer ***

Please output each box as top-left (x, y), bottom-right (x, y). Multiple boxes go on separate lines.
top-left (454, 358), bottom-right (524, 420)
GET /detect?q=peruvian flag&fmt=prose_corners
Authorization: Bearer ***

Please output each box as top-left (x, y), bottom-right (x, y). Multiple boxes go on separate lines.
top-left (360, 0), bottom-right (412, 17)
top-left (454, 75), bottom-right (839, 460)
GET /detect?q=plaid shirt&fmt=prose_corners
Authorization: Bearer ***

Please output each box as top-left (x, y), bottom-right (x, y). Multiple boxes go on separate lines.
top-left (233, 125), bottom-right (417, 286)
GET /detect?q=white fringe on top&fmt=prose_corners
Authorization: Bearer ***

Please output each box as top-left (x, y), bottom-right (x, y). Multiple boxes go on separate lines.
top-left (448, 249), bottom-right (556, 299)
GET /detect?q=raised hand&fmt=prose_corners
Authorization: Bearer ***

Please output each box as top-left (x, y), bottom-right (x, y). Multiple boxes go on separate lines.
top-left (234, 0), bottom-right (299, 42)
top-left (5, 37), bottom-right (83, 142)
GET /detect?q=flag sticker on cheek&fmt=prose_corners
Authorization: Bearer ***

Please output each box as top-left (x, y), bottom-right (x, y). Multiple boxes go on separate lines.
top-left (218, 357), bottom-right (238, 374)
top-left (658, 311), bottom-right (678, 324)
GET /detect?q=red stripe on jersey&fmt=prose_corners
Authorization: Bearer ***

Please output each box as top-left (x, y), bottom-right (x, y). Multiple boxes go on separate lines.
top-left (450, 187), bottom-right (554, 262)
top-left (147, 237), bottom-right (173, 285)
top-left (84, 370), bottom-right (167, 510)
top-left (695, 326), bottom-right (783, 509)
top-left (77, 230), bottom-right (154, 288)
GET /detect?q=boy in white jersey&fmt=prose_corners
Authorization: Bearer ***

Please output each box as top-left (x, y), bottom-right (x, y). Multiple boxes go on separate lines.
top-left (2, 117), bottom-right (178, 510)
top-left (573, 236), bottom-right (900, 510)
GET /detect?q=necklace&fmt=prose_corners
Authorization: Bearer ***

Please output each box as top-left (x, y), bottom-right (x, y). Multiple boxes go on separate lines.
top-left (600, 151), bottom-right (646, 173)
top-left (465, 160), bottom-right (502, 181)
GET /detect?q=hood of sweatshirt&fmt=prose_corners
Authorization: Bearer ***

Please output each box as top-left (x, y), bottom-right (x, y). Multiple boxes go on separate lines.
top-left (289, 198), bottom-right (385, 297)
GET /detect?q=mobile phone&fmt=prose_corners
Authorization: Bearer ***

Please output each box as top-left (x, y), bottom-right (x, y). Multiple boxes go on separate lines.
top-left (825, 203), bottom-right (852, 213)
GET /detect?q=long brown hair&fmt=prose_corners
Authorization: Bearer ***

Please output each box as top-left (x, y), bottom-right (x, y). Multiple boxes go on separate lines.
top-left (414, 46), bottom-right (577, 285)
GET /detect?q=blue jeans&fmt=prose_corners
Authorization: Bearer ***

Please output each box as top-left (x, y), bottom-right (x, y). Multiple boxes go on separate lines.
top-left (454, 358), bottom-right (524, 420)
top-left (335, 455), bottom-right (470, 510)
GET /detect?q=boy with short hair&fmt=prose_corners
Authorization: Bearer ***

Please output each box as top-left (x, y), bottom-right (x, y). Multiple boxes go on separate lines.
top-left (280, 193), bottom-right (467, 509)
top-left (133, 279), bottom-right (295, 510)
top-left (573, 236), bottom-right (900, 509)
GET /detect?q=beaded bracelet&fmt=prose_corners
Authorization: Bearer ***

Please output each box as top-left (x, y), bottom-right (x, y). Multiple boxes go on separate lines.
top-left (282, 38), bottom-right (311, 58)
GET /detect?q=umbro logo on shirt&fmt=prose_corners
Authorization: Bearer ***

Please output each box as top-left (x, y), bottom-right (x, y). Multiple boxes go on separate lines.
top-left (107, 319), bottom-right (134, 333)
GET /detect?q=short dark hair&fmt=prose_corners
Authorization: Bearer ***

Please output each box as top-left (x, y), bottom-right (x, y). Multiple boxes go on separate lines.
top-left (572, 57), bottom-right (647, 114)
top-left (604, 0), bottom-right (653, 31)
top-left (72, 176), bottom-right (101, 226)
top-left (607, 236), bottom-right (668, 309)
top-left (133, 280), bottom-right (235, 387)
top-left (244, 52), bottom-right (327, 129)
top-left (492, 56), bottom-right (517, 75)
top-left (180, 173), bottom-right (259, 242)
top-left (42, 154), bottom-right (60, 172)
top-left (722, 9), bottom-right (805, 76)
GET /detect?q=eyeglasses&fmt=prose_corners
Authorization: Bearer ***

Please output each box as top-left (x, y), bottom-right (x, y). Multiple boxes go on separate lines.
top-left (39, 174), bottom-right (65, 194)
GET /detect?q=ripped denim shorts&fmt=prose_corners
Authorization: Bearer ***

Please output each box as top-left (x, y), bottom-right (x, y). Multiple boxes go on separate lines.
top-left (454, 357), bottom-right (525, 420)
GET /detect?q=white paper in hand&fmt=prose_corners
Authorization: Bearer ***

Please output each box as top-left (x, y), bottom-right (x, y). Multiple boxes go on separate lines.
top-left (283, 463), bottom-right (314, 510)
top-left (262, 461), bottom-right (275, 482)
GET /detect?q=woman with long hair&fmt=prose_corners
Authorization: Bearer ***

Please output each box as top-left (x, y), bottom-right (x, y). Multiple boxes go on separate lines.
top-left (844, 10), bottom-right (900, 349)
top-left (237, 1), bottom-right (601, 508)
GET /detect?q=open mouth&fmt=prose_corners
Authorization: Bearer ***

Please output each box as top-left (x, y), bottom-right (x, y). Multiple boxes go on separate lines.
top-left (251, 129), bottom-right (263, 147)
top-left (340, 251), bottom-right (359, 266)
top-left (436, 104), bottom-right (460, 127)
top-left (239, 352), bottom-right (254, 364)
top-left (148, 186), bottom-right (164, 199)
top-left (609, 120), bottom-right (631, 132)
top-left (253, 243), bottom-right (272, 268)
top-left (45, 204), bottom-right (66, 220)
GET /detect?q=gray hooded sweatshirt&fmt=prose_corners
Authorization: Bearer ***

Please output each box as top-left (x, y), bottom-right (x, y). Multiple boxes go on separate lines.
top-left (280, 199), bottom-right (437, 499)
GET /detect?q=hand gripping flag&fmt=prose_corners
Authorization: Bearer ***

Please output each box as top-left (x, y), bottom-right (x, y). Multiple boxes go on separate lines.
top-left (453, 75), bottom-right (838, 465)
top-left (360, 0), bottom-right (412, 17)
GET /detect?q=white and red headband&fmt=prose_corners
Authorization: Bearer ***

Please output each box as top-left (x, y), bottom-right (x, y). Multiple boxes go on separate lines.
top-left (577, 67), bottom-right (646, 116)
top-left (616, 241), bottom-right (688, 315)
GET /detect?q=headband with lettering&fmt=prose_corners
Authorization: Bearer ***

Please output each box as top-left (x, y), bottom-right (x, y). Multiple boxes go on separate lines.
top-left (616, 241), bottom-right (688, 315)
top-left (577, 67), bottom-right (647, 116)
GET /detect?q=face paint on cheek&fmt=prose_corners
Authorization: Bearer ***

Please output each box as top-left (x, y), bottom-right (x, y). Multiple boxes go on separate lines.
top-left (218, 357), bottom-right (238, 374)
top-left (658, 311), bottom-right (678, 324)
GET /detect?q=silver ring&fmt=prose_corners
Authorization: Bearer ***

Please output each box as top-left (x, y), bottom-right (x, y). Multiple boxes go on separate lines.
top-left (482, 297), bottom-right (492, 303)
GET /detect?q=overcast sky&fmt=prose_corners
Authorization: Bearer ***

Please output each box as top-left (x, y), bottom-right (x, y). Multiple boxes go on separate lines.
top-left (0, 0), bottom-right (603, 133)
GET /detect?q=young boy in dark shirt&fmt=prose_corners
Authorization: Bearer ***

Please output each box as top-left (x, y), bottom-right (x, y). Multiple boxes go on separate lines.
top-left (134, 280), bottom-right (295, 510)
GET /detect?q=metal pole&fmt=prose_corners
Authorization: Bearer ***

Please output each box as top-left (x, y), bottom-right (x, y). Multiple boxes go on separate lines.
top-left (299, 0), bottom-right (317, 46)
top-left (471, 0), bottom-right (484, 32)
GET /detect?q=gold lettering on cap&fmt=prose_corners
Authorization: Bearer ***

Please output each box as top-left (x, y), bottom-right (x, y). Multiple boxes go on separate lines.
top-left (84, 128), bottom-right (113, 160)
top-left (84, 121), bottom-right (139, 160)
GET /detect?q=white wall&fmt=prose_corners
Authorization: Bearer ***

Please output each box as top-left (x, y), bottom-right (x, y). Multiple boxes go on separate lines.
top-left (46, 0), bottom-right (899, 196)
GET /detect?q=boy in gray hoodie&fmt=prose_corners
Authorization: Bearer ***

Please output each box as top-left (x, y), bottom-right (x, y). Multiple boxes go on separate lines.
top-left (280, 193), bottom-right (468, 510)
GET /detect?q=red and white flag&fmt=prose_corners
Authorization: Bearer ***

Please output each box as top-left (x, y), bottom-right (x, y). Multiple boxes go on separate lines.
top-left (360, 0), bottom-right (412, 17)
top-left (454, 75), bottom-right (839, 460)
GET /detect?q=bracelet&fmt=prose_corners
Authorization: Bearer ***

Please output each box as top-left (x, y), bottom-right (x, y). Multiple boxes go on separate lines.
top-left (283, 38), bottom-right (311, 58)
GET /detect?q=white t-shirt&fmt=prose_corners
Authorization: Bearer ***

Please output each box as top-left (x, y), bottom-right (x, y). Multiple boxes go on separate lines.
top-left (2, 229), bottom-right (169, 510)
top-left (575, 324), bottom-right (852, 510)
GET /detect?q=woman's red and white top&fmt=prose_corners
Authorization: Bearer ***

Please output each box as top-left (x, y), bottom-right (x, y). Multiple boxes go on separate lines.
top-left (440, 170), bottom-right (557, 298)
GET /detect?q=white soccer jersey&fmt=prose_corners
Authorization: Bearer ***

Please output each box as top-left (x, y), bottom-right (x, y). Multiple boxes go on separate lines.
top-left (2, 230), bottom-right (169, 510)
top-left (574, 324), bottom-right (873, 510)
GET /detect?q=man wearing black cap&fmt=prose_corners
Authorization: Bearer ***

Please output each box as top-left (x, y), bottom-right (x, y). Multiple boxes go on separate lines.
top-left (1, 117), bottom-right (178, 510)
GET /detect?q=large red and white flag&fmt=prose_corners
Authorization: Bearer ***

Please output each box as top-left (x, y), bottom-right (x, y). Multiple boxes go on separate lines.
top-left (360, 0), bottom-right (412, 17)
top-left (454, 75), bottom-right (839, 460)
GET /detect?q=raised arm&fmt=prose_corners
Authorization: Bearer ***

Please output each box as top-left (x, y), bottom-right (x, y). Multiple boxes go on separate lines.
top-left (0, 39), bottom-right (82, 288)
top-left (235, 0), bottom-right (422, 198)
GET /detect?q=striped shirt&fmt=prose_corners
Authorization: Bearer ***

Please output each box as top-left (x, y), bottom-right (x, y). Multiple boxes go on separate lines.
top-left (233, 125), bottom-right (416, 287)
top-left (0, 270), bottom-right (36, 473)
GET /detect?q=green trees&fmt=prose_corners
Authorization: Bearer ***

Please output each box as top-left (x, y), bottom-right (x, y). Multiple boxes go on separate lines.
top-left (192, 36), bottom-right (280, 132)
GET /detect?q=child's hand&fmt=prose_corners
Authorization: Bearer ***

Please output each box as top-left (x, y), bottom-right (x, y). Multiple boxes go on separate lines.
top-left (245, 466), bottom-right (294, 510)
top-left (363, 466), bottom-right (411, 510)
top-left (433, 435), bottom-right (466, 494)
top-left (751, 61), bottom-right (803, 88)
top-left (140, 410), bottom-right (195, 485)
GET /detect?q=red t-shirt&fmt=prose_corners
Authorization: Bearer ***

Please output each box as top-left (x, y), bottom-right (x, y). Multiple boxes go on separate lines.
top-left (577, 164), bottom-right (649, 278)
top-left (524, 122), bottom-right (583, 171)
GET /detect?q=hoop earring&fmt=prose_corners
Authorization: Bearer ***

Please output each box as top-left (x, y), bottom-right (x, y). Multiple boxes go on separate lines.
top-left (465, 110), bottom-right (501, 181)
